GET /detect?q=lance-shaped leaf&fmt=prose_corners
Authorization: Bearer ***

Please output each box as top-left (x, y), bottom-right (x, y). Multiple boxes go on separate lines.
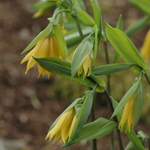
top-left (64, 27), bottom-right (92, 47)
top-left (53, 23), bottom-right (67, 58)
top-left (90, 0), bottom-right (102, 36)
top-left (111, 77), bottom-right (141, 119)
top-left (111, 97), bottom-right (122, 121)
top-left (129, 0), bottom-right (150, 16)
top-left (92, 63), bottom-right (133, 75)
top-left (29, 1), bottom-right (57, 18)
top-left (70, 89), bottom-right (95, 140)
top-left (92, 25), bottom-right (99, 66)
top-left (78, 8), bottom-right (95, 26)
top-left (125, 16), bottom-right (150, 37)
top-left (33, 57), bottom-right (105, 92)
top-left (133, 83), bottom-right (143, 127)
top-left (113, 14), bottom-right (123, 63)
top-left (71, 34), bottom-right (94, 77)
top-left (127, 130), bottom-right (146, 150)
top-left (64, 118), bottom-right (117, 146)
top-left (105, 22), bottom-right (147, 73)
top-left (21, 23), bottom-right (53, 54)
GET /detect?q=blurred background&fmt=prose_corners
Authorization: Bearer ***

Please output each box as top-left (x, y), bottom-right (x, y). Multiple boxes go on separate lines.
top-left (0, 0), bottom-right (150, 150)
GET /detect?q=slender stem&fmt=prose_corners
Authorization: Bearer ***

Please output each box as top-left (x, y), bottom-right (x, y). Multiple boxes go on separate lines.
top-left (104, 41), bottom-right (109, 64)
top-left (104, 41), bottom-right (110, 93)
top-left (104, 90), bottom-right (124, 150)
top-left (144, 73), bottom-right (150, 85)
top-left (64, 0), bottom-right (72, 8)
top-left (90, 102), bottom-right (97, 150)
top-left (54, 9), bottom-right (71, 20)
top-left (104, 41), bottom-right (115, 149)
top-left (144, 73), bottom-right (150, 149)
top-left (75, 17), bottom-right (84, 40)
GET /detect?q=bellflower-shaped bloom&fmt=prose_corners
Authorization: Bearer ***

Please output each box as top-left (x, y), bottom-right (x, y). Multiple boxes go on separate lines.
top-left (77, 54), bottom-right (92, 78)
top-left (21, 20), bottom-right (67, 78)
top-left (119, 96), bottom-right (134, 132)
top-left (21, 34), bottom-right (63, 78)
top-left (45, 108), bottom-right (77, 143)
top-left (140, 30), bottom-right (150, 62)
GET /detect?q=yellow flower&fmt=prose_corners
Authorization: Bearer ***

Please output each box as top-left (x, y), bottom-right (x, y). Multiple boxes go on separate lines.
top-left (119, 96), bottom-right (134, 132)
top-left (77, 54), bottom-right (92, 78)
top-left (21, 34), bottom-right (63, 78)
top-left (140, 30), bottom-right (150, 62)
top-left (45, 108), bottom-right (77, 143)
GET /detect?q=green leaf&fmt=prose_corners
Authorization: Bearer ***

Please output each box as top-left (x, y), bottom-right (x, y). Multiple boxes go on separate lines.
top-left (21, 23), bottom-right (53, 54)
top-left (70, 90), bottom-right (95, 140)
top-left (127, 130), bottom-right (146, 150)
top-left (111, 77), bottom-right (141, 119)
top-left (105, 22), bottom-right (147, 73)
top-left (33, 57), bottom-right (105, 92)
top-left (78, 8), bottom-right (95, 26)
top-left (92, 25), bottom-right (99, 66)
top-left (125, 16), bottom-right (150, 37)
top-left (116, 14), bottom-right (123, 30)
top-left (71, 34), bottom-right (94, 77)
top-left (53, 23), bottom-right (67, 58)
top-left (90, 0), bottom-right (102, 36)
top-left (133, 83), bottom-right (143, 127)
top-left (29, 1), bottom-right (56, 10)
top-left (64, 118), bottom-right (117, 146)
top-left (64, 27), bottom-right (92, 47)
top-left (111, 97), bottom-right (122, 121)
top-left (129, 0), bottom-right (150, 15)
top-left (113, 14), bottom-right (123, 63)
top-left (92, 63), bottom-right (133, 75)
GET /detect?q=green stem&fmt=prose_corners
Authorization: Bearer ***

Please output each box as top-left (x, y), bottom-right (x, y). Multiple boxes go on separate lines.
top-left (54, 9), bottom-right (71, 20)
top-left (144, 73), bottom-right (150, 85)
top-left (64, 0), bottom-right (72, 8)
top-left (75, 17), bottom-right (84, 40)
top-left (104, 41), bottom-right (110, 93)
top-left (104, 41), bottom-right (115, 149)
top-left (104, 90), bottom-right (124, 150)
top-left (90, 101), bottom-right (97, 150)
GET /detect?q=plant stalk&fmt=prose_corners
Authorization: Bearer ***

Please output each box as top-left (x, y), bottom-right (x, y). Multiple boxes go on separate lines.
top-left (104, 41), bottom-right (111, 93)
top-left (90, 101), bottom-right (97, 150)
top-left (144, 73), bottom-right (150, 85)
top-left (75, 17), bottom-right (84, 40)
top-left (104, 41), bottom-right (115, 149)
top-left (104, 90), bottom-right (124, 150)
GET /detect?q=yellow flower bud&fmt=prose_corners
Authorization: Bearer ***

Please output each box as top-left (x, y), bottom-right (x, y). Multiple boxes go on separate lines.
top-left (140, 30), bottom-right (150, 62)
top-left (77, 54), bottom-right (92, 78)
top-left (45, 108), bottom-right (77, 144)
top-left (119, 96), bottom-right (134, 132)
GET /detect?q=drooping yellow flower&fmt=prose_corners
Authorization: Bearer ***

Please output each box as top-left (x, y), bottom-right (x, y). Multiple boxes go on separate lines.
top-left (119, 96), bottom-right (134, 132)
top-left (140, 30), bottom-right (150, 62)
top-left (77, 54), bottom-right (92, 78)
top-left (21, 34), bottom-right (63, 78)
top-left (45, 108), bottom-right (77, 143)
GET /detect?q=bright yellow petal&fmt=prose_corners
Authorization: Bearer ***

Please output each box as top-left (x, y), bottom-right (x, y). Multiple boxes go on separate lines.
top-left (140, 30), bottom-right (150, 62)
top-left (52, 35), bottom-right (62, 57)
top-left (119, 97), bottom-right (134, 132)
top-left (60, 109), bottom-right (74, 143)
top-left (52, 131), bottom-right (61, 143)
top-left (69, 115), bottom-right (77, 139)
top-left (25, 57), bottom-right (36, 74)
top-left (21, 38), bottom-right (45, 64)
